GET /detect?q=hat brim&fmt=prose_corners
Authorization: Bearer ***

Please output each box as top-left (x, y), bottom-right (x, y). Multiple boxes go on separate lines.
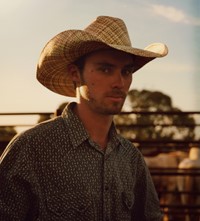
top-left (37, 30), bottom-right (168, 97)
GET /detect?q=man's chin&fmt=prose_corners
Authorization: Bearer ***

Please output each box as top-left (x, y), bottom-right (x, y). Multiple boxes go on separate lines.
top-left (104, 104), bottom-right (124, 115)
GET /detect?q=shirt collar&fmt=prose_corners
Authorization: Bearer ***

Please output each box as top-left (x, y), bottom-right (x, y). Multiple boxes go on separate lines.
top-left (61, 102), bottom-right (89, 148)
top-left (61, 102), bottom-right (122, 149)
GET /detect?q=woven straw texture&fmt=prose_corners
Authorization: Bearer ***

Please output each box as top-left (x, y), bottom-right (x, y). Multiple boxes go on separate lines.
top-left (37, 16), bottom-right (168, 97)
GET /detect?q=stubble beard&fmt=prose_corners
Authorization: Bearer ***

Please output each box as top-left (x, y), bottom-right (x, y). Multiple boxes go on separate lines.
top-left (79, 78), bottom-right (126, 115)
top-left (88, 96), bottom-right (125, 116)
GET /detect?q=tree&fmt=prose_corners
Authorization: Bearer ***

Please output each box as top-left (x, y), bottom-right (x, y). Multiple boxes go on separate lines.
top-left (114, 89), bottom-right (196, 143)
top-left (0, 126), bottom-right (17, 154)
top-left (0, 126), bottom-right (17, 141)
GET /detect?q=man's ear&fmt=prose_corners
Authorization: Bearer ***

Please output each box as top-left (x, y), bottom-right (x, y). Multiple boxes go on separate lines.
top-left (67, 64), bottom-right (81, 86)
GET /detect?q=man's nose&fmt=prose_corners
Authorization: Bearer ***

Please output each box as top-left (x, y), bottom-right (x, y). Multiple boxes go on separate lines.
top-left (112, 71), bottom-right (124, 88)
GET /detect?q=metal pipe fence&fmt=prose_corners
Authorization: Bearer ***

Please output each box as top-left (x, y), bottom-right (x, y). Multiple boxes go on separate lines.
top-left (0, 111), bottom-right (200, 220)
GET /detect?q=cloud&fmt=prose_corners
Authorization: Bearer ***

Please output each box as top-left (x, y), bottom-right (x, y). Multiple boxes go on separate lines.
top-left (151, 4), bottom-right (200, 26)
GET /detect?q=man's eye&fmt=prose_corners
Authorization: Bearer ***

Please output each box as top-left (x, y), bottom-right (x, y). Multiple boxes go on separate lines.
top-left (121, 67), bottom-right (135, 76)
top-left (98, 66), bottom-right (111, 73)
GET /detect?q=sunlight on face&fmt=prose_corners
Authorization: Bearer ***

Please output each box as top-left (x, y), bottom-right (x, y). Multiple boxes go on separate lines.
top-left (77, 49), bottom-right (134, 115)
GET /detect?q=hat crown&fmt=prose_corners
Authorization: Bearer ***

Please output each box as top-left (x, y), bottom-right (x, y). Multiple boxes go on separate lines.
top-left (37, 15), bottom-right (168, 97)
top-left (84, 16), bottom-right (132, 47)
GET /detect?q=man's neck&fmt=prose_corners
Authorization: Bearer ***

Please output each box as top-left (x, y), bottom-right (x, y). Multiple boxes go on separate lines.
top-left (74, 104), bottom-right (113, 149)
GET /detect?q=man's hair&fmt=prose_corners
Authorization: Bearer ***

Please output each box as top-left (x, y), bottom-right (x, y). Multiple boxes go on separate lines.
top-left (73, 54), bottom-right (87, 74)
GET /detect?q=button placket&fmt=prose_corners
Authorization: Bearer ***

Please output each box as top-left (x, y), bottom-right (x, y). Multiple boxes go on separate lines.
top-left (102, 154), bottom-right (111, 221)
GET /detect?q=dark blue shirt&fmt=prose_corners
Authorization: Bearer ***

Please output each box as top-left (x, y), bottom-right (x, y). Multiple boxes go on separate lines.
top-left (0, 102), bottom-right (162, 221)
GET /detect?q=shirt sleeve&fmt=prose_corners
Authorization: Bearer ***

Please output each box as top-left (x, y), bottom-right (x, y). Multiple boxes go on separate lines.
top-left (131, 151), bottom-right (163, 221)
top-left (0, 136), bottom-right (38, 221)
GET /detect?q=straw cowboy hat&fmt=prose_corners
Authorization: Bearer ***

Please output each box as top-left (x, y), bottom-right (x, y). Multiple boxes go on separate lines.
top-left (37, 16), bottom-right (168, 97)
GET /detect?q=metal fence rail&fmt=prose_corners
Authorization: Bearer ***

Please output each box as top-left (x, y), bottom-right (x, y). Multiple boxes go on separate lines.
top-left (0, 111), bottom-right (200, 220)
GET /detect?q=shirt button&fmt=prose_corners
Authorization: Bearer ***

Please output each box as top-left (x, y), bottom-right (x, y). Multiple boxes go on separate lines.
top-left (105, 185), bottom-right (109, 191)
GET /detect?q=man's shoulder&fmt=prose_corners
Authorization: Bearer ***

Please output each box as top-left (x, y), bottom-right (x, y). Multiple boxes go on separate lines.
top-left (20, 116), bottom-right (65, 138)
top-left (7, 116), bottom-right (66, 150)
top-left (117, 135), bottom-right (141, 155)
top-left (0, 116), bottom-right (68, 163)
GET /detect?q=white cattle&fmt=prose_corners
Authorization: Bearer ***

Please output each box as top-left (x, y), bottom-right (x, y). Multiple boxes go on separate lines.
top-left (144, 151), bottom-right (188, 221)
top-left (177, 147), bottom-right (200, 221)
top-left (144, 151), bottom-right (188, 202)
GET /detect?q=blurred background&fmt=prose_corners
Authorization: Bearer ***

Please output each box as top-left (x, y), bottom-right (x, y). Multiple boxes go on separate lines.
top-left (0, 0), bottom-right (199, 114)
top-left (0, 1), bottom-right (200, 220)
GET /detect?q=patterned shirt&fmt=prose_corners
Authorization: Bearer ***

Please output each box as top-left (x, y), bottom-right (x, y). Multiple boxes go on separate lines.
top-left (0, 102), bottom-right (162, 221)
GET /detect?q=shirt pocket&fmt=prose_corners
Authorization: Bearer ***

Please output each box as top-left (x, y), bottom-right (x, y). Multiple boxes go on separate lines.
top-left (122, 191), bottom-right (135, 211)
top-left (46, 194), bottom-right (93, 221)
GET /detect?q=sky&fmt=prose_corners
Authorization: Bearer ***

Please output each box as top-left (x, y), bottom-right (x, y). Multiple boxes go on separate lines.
top-left (0, 0), bottom-right (200, 114)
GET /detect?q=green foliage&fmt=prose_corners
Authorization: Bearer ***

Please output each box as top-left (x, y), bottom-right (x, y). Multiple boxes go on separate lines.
top-left (114, 89), bottom-right (196, 141)
top-left (0, 126), bottom-right (17, 141)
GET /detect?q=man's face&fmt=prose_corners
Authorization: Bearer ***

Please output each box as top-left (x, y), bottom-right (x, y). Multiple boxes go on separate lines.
top-left (78, 49), bottom-right (134, 115)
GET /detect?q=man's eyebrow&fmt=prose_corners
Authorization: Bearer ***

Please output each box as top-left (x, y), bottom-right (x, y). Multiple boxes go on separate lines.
top-left (94, 62), bottom-right (135, 68)
top-left (94, 62), bottom-right (115, 67)
top-left (122, 64), bottom-right (135, 69)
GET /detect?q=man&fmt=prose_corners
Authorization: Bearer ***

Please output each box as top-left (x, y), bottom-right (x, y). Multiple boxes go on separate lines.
top-left (0, 16), bottom-right (168, 220)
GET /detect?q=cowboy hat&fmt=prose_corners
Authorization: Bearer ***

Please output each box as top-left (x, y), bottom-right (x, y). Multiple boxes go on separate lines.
top-left (37, 16), bottom-right (168, 97)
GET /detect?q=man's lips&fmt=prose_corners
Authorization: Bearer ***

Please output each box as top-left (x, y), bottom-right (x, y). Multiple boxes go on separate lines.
top-left (106, 91), bottom-right (126, 101)
top-left (107, 97), bottom-right (124, 104)
top-left (106, 91), bottom-right (126, 99)
top-left (107, 96), bottom-right (124, 100)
